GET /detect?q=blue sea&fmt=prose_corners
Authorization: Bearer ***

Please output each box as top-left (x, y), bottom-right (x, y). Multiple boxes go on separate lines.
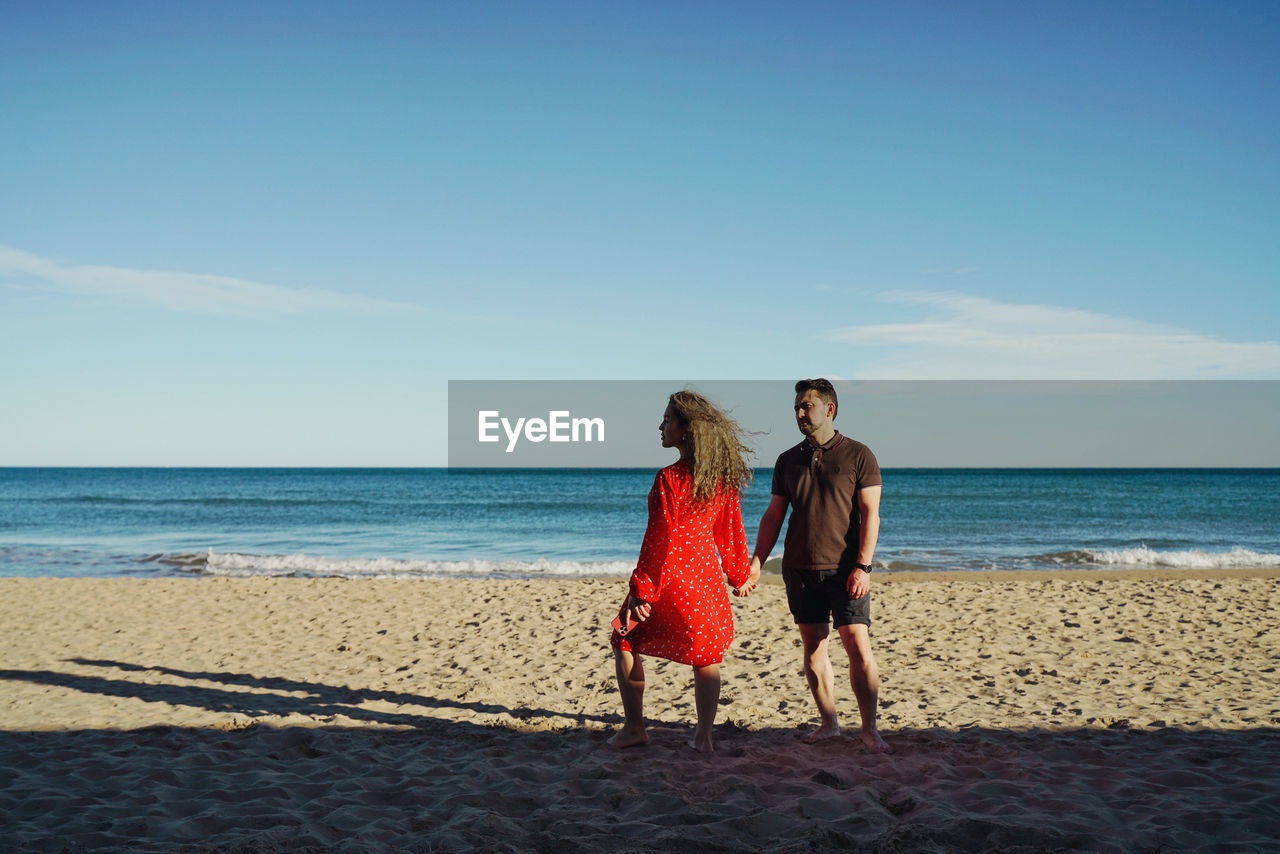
top-left (1, 468), bottom-right (1277, 579)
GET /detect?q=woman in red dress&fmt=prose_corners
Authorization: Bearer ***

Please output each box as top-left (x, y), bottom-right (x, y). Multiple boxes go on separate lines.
top-left (609, 390), bottom-right (761, 753)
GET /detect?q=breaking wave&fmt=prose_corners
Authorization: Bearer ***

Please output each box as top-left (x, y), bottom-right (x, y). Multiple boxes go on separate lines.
top-left (1034, 546), bottom-right (1280, 569)
top-left (159, 550), bottom-right (634, 580)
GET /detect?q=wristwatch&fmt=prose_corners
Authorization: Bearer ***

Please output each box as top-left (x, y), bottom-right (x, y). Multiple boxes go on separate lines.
top-left (853, 562), bottom-right (873, 573)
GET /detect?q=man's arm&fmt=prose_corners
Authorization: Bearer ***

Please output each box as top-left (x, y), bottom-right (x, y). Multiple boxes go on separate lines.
top-left (739, 494), bottom-right (789, 597)
top-left (848, 484), bottom-right (881, 598)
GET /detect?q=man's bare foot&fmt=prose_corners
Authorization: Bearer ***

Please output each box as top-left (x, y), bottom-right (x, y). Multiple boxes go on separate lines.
top-left (861, 728), bottom-right (893, 753)
top-left (608, 727), bottom-right (649, 749)
top-left (801, 721), bottom-right (841, 743)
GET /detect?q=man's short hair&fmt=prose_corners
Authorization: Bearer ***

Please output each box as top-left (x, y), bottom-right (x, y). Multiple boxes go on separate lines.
top-left (795, 378), bottom-right (837, 419)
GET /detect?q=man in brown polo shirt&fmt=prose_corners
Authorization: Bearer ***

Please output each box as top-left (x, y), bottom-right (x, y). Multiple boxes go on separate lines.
top-left (750, 378), bottom-right (890, 752)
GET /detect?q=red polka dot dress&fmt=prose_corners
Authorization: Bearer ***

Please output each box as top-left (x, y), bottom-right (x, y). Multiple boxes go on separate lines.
top-left (611, 460), bottom-right (751, 667)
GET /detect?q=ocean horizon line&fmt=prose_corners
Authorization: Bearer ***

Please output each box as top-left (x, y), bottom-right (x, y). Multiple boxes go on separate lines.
top-left (3, 468), bottom-right (1275, 579)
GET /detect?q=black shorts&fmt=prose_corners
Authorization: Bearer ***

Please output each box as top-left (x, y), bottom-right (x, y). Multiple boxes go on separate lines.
top-left (782, 566), bottom-right (871, 628)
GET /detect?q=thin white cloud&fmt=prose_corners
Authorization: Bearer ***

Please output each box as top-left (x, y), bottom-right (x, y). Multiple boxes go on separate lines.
top-left (824, 291), bottom-right (1280, 379)
top-left (0, 245), bottom-right (418, 315)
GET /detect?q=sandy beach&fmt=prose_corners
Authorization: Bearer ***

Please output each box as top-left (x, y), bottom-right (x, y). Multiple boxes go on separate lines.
top-left (2, 570), bottom-right (1278, 852)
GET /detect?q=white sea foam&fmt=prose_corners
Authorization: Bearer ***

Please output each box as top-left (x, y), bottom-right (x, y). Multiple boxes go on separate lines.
top-left (174, 549), bottom-right (634, 579)
top-left (154, 545), bottom-right (1280, 579)
top-left (1083, 546), bottom-right (1280, 569)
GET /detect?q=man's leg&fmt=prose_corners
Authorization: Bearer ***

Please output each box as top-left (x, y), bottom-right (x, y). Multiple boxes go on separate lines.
top-left (797, 622), bottom-right (841, 742)
top-left (609, 648), bottom-right (649, 748)
top-left (691, 663), bottom-right (720, 753)
top-left (835, 623), bottom-right (891, 753)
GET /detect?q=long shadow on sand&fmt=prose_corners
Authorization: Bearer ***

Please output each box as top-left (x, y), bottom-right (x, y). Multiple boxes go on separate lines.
top-left (2, 679), bottom-right (1278, 854)
top-left (1, 658), bottom-right (616, 729)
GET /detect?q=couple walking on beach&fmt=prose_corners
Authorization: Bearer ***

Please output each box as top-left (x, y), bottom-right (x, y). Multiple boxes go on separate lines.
top-left (609, 379), bottom-right (889, 754)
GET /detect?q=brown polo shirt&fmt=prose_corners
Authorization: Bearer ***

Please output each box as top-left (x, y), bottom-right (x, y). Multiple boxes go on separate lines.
top-left (771, 431), bottom-right (881, 571)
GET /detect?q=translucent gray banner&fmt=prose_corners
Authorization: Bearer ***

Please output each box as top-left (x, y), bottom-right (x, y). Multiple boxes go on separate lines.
top-left (447, 380), bottom-right (1280, 468)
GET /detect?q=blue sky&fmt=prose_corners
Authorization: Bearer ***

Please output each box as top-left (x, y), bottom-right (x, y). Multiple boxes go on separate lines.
top-left (2, 1), bottom-right (1277, 465)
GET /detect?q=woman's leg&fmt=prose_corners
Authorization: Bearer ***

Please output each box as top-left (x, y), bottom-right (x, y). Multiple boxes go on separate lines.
top-left (691, 663), bottom-right (721, 753)
top-left (609, 648), bottom-right (649, 748)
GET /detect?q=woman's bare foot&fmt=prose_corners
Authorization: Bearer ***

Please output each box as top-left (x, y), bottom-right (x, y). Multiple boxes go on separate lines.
top-left (608, 726), bottom-right (649, 749)
top-left (690, 730), bottom-right (714, 753)
top-left (861, 728), bottom-right (893, 753)
top-left (801, 720), bottom-right (842, 743)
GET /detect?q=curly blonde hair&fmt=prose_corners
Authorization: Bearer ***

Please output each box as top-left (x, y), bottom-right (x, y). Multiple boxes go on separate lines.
top-left (668, 389), bottom-right (753, 506)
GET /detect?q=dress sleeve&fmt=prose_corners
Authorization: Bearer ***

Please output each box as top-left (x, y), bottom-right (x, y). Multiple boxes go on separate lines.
top-left (630, 468), bottom-right (680, 602)
top-left (714, 488), bottom-right (751, 589)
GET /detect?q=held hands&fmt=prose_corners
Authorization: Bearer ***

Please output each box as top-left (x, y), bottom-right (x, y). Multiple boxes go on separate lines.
top-left (733, 558), bottom-right (763, 598)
